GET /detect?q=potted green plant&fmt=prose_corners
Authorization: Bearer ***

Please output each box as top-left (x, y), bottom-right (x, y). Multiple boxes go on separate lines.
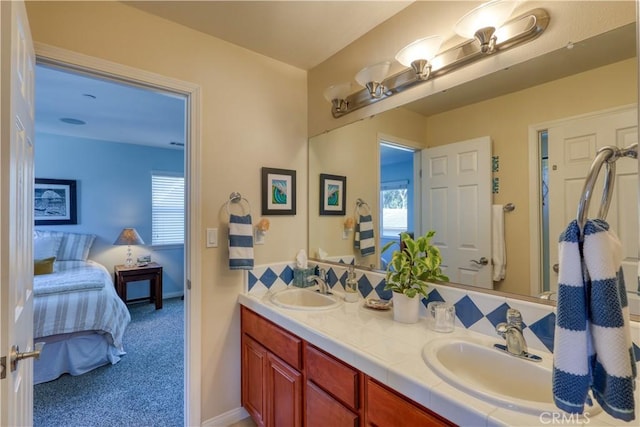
top-left (381, 231), bottom-right (449, 323)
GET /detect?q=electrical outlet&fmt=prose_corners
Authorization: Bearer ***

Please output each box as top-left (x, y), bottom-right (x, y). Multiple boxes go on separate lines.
top-left (254, 229), bottom-right (265, 245)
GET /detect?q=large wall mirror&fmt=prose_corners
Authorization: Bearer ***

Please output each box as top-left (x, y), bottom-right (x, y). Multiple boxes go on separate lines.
top-left (308, 5), bottom-right (639, 315)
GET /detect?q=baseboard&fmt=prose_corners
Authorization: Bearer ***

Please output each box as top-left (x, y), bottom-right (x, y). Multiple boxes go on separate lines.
top-left (163, 291), bottom-right (184, 299)
top-left (202, 407), bottom-right (250, 426)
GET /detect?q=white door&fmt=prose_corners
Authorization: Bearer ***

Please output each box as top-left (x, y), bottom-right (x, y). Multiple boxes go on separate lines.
top-left (0, 1), bottom-right (36, 425)
top-left (548, 107), bottom-right (638, 292)
top-left (421, 137), bottom-right (493, 288)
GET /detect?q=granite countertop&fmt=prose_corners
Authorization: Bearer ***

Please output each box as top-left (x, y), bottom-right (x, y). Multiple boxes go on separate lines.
top-left (238, 289), bottom-right (638, 427)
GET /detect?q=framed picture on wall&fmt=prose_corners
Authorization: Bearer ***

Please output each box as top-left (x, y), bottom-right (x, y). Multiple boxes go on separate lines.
top-left (34, 178), bottom-right (78, 225)
top-left (261, 167), bottom-right (296, 215)
top-left (319, 173), bottom-right (346, 215)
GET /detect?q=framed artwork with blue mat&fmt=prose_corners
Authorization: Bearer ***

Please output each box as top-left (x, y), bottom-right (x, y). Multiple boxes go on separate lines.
top-left (261, 167), bottom-right (296, 215)
top-left (320, 173), bottom-right (346, 215)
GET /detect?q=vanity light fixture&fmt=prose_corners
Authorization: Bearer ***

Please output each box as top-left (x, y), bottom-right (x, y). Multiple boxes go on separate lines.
top-left (454, 0), bottom-right (518, 53)
top-left (355, 61), bottom-right (391, 99)
top-left (323, 82), bottom-right (352, 116)
top-left (324, 7), bottom-right (549, 118)
top-left (395, 35), bottom-right (443, 80)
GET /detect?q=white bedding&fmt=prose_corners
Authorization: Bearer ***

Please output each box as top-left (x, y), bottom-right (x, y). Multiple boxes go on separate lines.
top-left (33, 260), bottom-right (131, 350)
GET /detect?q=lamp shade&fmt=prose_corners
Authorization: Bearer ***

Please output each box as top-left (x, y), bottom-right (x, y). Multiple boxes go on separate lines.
top-left (355, 61), bottom-right (391, 87)
top-left (114, 228), bottom-right (145, 245)
top-left (395, 36), bottom-right (443, 67)
top-left (323, 82), bottom-right (352, 102)
top-left (454, 0), bottom-right (518, 39)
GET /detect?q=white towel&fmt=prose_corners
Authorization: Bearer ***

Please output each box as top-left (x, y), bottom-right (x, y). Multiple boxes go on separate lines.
top-left (228, 214), bottom-right (254, 270)
top-left (354, 214), bottom-right (375, 257)
top-left (492, 204), bottom-right (506, 281)
top-left (553, 219), bottom-right (636, 421)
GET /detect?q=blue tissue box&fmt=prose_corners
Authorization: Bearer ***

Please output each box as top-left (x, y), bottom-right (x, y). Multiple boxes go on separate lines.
top-left (293, 267), bottom-right (315, 287)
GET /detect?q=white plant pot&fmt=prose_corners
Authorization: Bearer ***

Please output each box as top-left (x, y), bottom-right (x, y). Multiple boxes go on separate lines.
top-left (392, 291), bottom-right (420, 324)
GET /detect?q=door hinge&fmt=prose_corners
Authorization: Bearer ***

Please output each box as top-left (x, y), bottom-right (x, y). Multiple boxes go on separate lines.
top-left (187, 279), bottom-right (191, 290)
top-left (1, 356), bottom-right (6, 379)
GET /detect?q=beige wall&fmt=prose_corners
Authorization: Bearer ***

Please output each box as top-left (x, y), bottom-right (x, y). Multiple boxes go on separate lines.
top-left (309, 108), bottom-right (427, 266)
top-left (25, 1), bottom-right (307, 422)
top-left (426, 58), bottom-right (637, 295)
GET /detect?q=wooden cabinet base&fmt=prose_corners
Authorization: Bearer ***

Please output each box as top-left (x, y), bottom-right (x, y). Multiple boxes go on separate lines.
top-left (241, 307), bottom-right (454, 427)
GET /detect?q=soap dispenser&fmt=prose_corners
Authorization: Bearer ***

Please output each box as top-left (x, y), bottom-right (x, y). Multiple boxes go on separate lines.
top-left (344, 266), bottom-right (359, 303)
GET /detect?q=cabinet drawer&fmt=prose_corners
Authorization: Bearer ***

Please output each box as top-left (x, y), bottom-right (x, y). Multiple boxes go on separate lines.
top-left (305, 381), bottom-right (358, 427)
top-left (365, 377), bottom-right (454, 427)
top-left (241, 307), bottom-right (302, 370)
top-left (305, 343), bottom-right (359, 410)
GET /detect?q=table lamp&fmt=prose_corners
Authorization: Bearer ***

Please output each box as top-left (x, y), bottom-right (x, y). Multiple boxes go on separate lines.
top-left (114, 228), bottom-right (145, 267)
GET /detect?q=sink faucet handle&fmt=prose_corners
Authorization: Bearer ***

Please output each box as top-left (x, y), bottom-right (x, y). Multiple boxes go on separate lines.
top-left (506, 308), bottom-right (523, 328)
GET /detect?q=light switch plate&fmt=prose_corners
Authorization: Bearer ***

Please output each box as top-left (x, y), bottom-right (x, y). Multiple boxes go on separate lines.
top-left (206, 228), bottom-right (218, 248)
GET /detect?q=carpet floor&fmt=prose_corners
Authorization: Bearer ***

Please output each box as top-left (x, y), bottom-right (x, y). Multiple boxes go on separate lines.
top-left (34, 297), bottom-right (184, 427)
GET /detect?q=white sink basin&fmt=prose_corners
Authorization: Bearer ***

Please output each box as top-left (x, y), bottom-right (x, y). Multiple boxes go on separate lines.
top-left (422, 337), bottom-right (600, 415)
top-left (270, 287), bottom-right (341, 311)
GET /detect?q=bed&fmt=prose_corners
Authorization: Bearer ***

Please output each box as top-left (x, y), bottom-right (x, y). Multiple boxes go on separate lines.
top-left (32, 230), bottom-right (131, 384)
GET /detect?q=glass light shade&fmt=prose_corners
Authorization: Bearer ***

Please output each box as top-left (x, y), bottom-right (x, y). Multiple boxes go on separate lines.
top-left (395, 35), bottom-right (443, 67)
top-left (454, 0), bottom-right (518, 39)
top-left (355, 61), bottom-right (391, 87)
top-left (323, 82), bottom-right (352, 102)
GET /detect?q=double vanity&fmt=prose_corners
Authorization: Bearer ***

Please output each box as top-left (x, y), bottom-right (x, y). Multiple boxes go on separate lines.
top-left (239, 279), bottom-right (637, 427)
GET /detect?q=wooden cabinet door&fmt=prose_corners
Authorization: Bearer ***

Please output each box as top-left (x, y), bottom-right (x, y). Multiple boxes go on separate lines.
top-left (365, 377), bottom-right (454, 427)
top-left (242, 335), bottom-right (267, 427)
top-left (266, 353), bottom-right (302, 427)
top-left (306, 381), bottom-right (358, 427)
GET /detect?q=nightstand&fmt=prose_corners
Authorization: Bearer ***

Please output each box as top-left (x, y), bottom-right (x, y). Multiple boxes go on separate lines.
top-left (114, 262), bottom-right (163, 309)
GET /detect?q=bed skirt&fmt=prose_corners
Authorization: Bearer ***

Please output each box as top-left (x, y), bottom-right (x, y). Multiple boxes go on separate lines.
top-left (34, 331), bottom-right (125, 385)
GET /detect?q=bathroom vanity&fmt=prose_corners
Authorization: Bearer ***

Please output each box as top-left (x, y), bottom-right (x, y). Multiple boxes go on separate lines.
top-left (239, 286), bottom-right (638, 427)
top-left (241, 305), bottom-right (453, 426)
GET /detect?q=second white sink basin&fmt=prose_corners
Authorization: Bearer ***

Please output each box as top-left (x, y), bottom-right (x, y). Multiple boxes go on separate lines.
top-left (422, 337), bottom-right (600, 416)
top-left (270, 287), bottom-right (341, 311)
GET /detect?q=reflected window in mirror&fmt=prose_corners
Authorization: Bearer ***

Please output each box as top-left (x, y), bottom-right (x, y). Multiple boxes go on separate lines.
top-left (380, 142), bottom-right (418, 269)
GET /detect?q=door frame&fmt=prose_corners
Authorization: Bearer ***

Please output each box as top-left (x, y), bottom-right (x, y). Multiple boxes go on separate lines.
top-left (34, 42), bottom-right (203, 425)
top-left (527, 104), bottom-right (635, 298)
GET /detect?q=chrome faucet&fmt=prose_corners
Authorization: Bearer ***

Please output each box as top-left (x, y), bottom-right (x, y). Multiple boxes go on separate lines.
top-left (538, 291), bottom-right (556, 300)
top-left (495, 308), bottom-right (529, 357)
top-left (307, 268), bottom-right (330, 295)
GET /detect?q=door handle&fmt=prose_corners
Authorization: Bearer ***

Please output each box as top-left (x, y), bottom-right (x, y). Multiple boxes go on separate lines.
top-left (470, 257), bottom-right (489, 266)
top-left (10, 342), bottom-right (44, 372)
top-left (553, 263), bottom-right (559, 273)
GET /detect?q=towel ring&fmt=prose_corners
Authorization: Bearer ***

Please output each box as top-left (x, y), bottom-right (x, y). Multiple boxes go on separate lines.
top-left (576, 146), bottom-right (617, 234)
top-left (355, 198), bottom-right (371, 215)
top-left (225, 192), bottom-right (252, 216)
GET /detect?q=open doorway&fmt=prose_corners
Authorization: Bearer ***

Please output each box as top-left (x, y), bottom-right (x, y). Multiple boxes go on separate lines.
top-left (32, 62), bottom-right (188, 425)
top-left (379, 141), bottom-right (417, 269)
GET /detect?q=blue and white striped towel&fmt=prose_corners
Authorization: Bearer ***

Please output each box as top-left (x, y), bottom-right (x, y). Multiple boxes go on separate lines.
top-left (354, 214), bottom-right (375, 257)
top-left (553, 219), bottom-right (636, 421)
top-left (228, 214), bottom-right (254, 270)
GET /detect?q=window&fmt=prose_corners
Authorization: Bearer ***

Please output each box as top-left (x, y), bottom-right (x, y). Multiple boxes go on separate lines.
top-left (380, 180), bottom-right (408, 238)
top-left (152, 172), bottom-right (184, 246)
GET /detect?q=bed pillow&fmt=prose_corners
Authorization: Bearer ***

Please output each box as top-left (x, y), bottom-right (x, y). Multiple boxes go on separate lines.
top-left (34, 230), bottom-right (96, 261)
top-left (34, 257), bottom-right (56, 275)
top-left (34, 234), bottom-right (63, 260)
